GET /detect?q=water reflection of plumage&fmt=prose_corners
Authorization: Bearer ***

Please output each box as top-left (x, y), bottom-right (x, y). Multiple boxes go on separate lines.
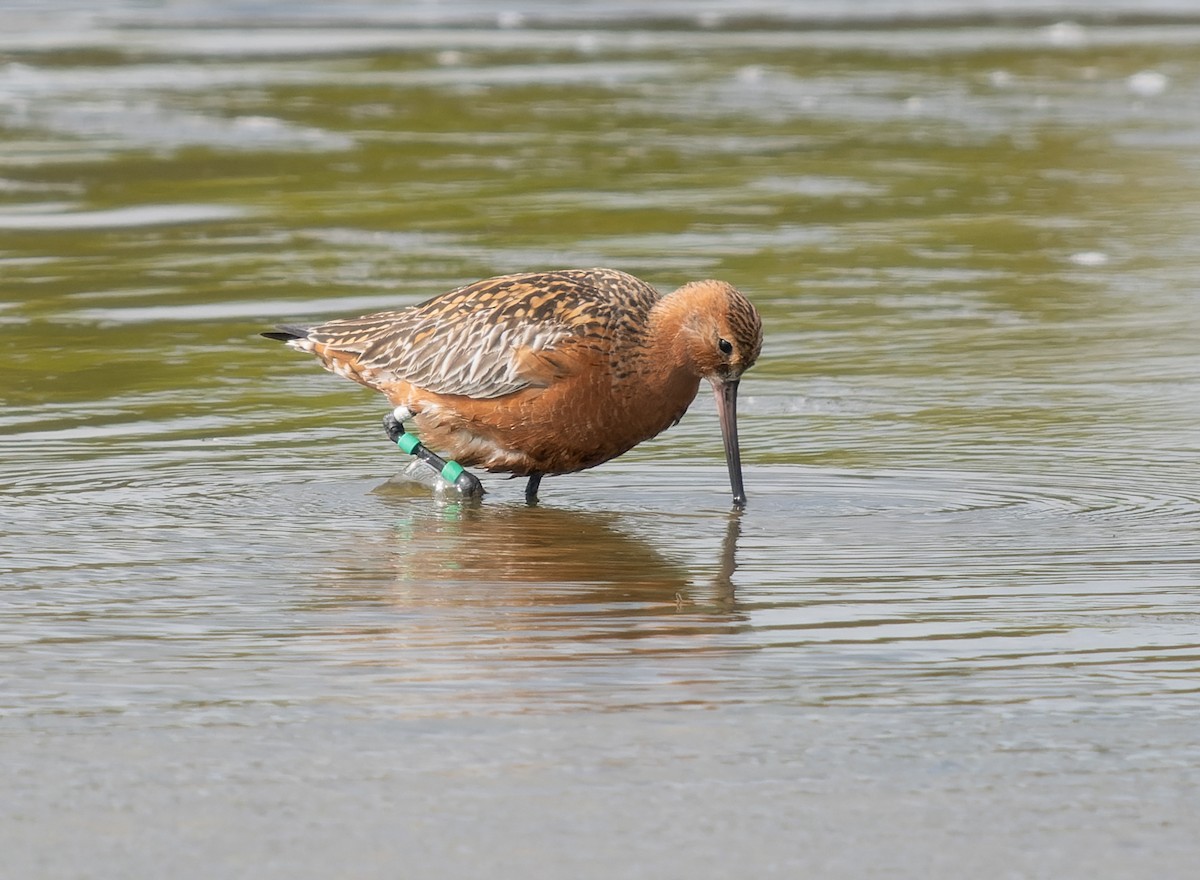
top-left (327, 498), bottom-right (740, 611)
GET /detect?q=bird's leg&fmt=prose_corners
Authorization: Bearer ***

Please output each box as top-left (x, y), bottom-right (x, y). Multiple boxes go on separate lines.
top-left (382, 412), bottom-right (484, 497)
top-left (524, 473), bottom-right (542, 505)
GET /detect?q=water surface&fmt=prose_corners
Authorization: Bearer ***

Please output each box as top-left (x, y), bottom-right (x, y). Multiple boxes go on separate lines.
top-left (3, 2), bottom-right (1200, 877)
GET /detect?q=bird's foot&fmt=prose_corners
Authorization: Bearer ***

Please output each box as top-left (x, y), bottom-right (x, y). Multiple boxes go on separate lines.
top-left (382, 412), bottom-right (484, 498)
top-left (524, 473), bottom-right (542, 506)
top-left (450, 467), bottom-right (485, 498)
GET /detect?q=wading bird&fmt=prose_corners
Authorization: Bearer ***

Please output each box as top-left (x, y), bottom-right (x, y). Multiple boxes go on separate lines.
top-left (263, 268), bottom-right (762, 505)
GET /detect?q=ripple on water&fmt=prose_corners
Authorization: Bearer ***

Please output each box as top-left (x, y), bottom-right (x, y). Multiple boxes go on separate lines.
top-left (5, 436), bottom-right (1199, 715)
top-left (0, 203), bottom-right (246, 230)
top-left (3, 7), bottom-right (1200, 877)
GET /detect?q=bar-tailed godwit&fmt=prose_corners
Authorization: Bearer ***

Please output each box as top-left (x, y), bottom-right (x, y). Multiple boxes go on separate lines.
top-left (263, 268), bottom-right (762, 505)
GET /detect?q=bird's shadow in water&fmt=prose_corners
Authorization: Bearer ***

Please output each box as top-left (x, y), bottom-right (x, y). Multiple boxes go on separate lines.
top-left (318, 480), bottom-right (747, 617)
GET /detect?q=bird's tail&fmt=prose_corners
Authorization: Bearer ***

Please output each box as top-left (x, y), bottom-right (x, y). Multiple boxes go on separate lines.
top-left (261, 325), bottom-right (311, 342)
top-left (261, 324), bottom-right (370, 386)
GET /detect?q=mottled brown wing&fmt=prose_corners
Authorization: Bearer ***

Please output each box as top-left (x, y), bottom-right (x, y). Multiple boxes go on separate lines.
top-left (301, 268), bottom-right (661, 399)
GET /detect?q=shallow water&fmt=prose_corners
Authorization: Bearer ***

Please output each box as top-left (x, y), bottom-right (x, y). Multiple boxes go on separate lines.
top-left (4, 2), bottom-right (1200, 877)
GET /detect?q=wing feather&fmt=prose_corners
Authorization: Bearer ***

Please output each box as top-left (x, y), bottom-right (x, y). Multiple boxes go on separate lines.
top-left (301, 268), bottom-right (661, 399)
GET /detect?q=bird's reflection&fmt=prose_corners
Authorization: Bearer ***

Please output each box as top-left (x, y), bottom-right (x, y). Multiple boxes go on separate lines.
top-left (713, 509), bottom-right (740, 606)
top-left (319, 484), bottom-right (744, 617)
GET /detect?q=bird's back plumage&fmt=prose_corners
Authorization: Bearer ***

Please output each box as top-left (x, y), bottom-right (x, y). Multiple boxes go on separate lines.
top-left (291, 268), bottom-right (661, 399)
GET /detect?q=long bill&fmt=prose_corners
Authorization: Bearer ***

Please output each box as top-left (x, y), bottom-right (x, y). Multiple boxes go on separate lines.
top-left (711, 378), bottom-right (747, 508)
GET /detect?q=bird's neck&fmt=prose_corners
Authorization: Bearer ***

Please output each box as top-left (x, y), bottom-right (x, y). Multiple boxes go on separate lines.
top-left (633, 293), bottom-right (703, 419)
top-left (645, 291), bottom-right (700, 377)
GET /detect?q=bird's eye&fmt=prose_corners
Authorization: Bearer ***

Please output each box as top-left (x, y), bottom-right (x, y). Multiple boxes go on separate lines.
top-left (718, 338), bottom-right (733, 356)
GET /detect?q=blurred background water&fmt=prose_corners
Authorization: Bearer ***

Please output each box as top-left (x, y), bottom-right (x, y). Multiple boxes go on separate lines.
top-left (3, 1), bottom-right (1200, 877)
